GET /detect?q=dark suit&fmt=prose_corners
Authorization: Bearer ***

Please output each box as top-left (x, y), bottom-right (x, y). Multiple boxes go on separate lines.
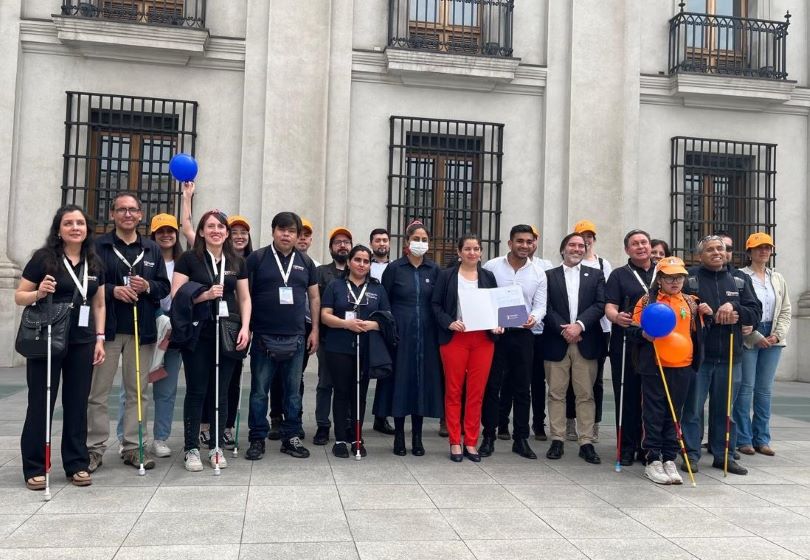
top-left (432, 265), bottom-right (498, 345)
top-left (543, 265), bottom-right (605, 444)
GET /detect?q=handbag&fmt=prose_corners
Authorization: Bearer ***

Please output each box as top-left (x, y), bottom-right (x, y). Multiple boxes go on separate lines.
top-left (220, 312), bottom-right (248, 360)
top-left (15, 295), bottom-right (74, 360)
top-left (259, 334), bottom-right (300, 362)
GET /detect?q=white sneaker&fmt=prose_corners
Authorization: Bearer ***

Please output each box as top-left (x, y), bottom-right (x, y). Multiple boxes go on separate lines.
top-left (184, 449), bottom-right (203, 472)
top-left (645, 460), bottom-right (671, 485)
top-left (150, 439), bottom-right (171, 458)
top-left (592, 423), bottom-right (600, 443)
top-left (663, 460), bottom-right (683, 485)
top-left (208, 447), bottom-right (228, 469)
top-left (566, 419), bottom-right (578, 441)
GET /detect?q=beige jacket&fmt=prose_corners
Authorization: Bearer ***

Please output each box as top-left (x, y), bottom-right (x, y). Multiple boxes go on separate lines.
top-left (741, 266), bottom-right (791, 347)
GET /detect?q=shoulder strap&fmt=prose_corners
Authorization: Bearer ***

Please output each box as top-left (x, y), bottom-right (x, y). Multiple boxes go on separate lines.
top-left (598, 257), bottom-right (604, 272)
top-left (687, 275), bottom-right (699, 293)
top-left (733, 276), bottom-right (745, 291)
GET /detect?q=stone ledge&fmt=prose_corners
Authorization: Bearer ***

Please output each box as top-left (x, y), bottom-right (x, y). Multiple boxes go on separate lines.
top-left (385, 48), bottom-right (520, 83)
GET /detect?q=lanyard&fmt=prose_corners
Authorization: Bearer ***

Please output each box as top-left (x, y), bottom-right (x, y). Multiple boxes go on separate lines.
top-left (346, 281), bottom-right (369, 311)
top-left (62, 258), bottom-right (88, 304)
top-left (629, 265), bottom-right (655, 293)
top-left (271, 244), bottom-right (295, 286)
top-left (112, 247), bottom-right (144, 274)
top-left (206, 250), bottom-right (225, 287)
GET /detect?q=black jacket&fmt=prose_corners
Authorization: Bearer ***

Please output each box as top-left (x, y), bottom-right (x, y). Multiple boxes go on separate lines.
top-left (367, 329), bottom-right (393, 380)
top-left (684, 265), bottom-right (762, 364)
top-left (543, 265), bottom-right (606, 361)
top-left (431, 264), bottom-right (499, 345)
top-left (96, 231), bottom-right (171, 343)
top-left (169, 281), bottom-right (209, 351)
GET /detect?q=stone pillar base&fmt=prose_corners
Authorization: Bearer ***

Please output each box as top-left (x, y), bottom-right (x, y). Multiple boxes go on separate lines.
top-left (795, 291), bottom-right (810, 383)
top-left (0, 259), bottom-right (22, 367)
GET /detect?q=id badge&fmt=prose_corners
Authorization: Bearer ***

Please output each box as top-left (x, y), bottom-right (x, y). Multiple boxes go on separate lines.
top-left (279, 286), bottom-right (294, 305)
top-left (123, 275), bottom-right (131, 287)
top-left (345, 311), bottom-right (357, 321)
top-left (78, 305), bottom-right (91, 327)
top-left (218, 300), bottom-right (229, 317)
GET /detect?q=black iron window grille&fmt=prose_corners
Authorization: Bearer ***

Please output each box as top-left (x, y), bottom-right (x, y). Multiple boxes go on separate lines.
top-left (388, 116), bottom-right (503, 267)
top-left (388, 0), bottom-right (513, 57)
top-left (60, 0), bottom-right (206, 28)
top-left (671, 136), bottom-right (776, 267)
top-left (668, 2), bottom-right (790, 79)
top-left (62, 91), bottom-right (198, 232)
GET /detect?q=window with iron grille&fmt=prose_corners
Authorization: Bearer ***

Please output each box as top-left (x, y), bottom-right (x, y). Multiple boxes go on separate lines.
top-left (62, 91), bottom-right (198, 232)
top-left (388, 116), bottom-right (503, 267)
top-left (60, 0), bottom-right (206, 28)
top-left (670, 136), bottom-right (776, 267)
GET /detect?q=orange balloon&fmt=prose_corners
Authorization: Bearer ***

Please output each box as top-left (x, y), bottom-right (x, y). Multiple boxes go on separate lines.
top-left (655, 332), bottom-right (691, 364)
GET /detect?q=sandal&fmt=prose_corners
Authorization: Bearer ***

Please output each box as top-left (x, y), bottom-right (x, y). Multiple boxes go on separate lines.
top-left (68, 470), bottom-right (92, 487)
top-left (25, 475), bottom-right (45, 491)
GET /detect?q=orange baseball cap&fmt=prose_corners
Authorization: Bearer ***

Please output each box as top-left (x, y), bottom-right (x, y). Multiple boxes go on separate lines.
top-left (328, 227), bottom-right (352, 242)
top-left (150, 213), bottom-right (178, 233)
top-left (227, 215), bottom-right (251, 231)
top-left (301, 218), bottom-right (314, 233)
top-left (530, 225), bottom-right (539, 238)
top-left (656, 256), bottom-right (688, 276)
top-left (745, 232), bottom-right (774, 249)
top-left (573, 220), bottom-right (597, 235)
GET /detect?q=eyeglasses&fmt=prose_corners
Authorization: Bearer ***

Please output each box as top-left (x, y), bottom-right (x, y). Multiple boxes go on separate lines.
top-left (660, 276), bottom-right (685, 284)
top-left (332, 240), bottom-right (352, 247)
top-left (725, 245), bottom-right (733, 251)
top-left (114, 207), bottom-right (141, 215)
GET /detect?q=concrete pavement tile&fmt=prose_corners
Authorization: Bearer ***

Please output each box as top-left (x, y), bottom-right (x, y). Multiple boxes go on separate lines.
top-left (145, 486), bottom-right (248, 512)
top-left (159, 461), bottom-right (251, 486)
top-left (768, 537), bottom-right (810, 560)
top-left (0, 450), bottom-right (18, 467)
top-left (440, 507), bottom-right (555, 540)
top-left (405, 463), bottom-right (494, 485)
top-left (667, 484), bottom-right (775, 508)
top-left (40, 486), bottom-right (155, 513)
top-left (0, 488), bottom-right (49, 514)
top-left (339, 484), bottom-right (434, 510)
top-left (672, 536), bottom-right (804, 560)
top-left (480, 465), bottom-right (571, 485)
top-left (83, 464), bottom-right (166, 488)
top-left (0, 547), bottom-right (117, 559)
top-left (787, 507), bottom-right (810, 518)
top-left (549, 465), bottom-right (649, 486)
top-left (506, 484), bottom-right (609, 508)
top-left (532, 507), bottom-right (657, 539)
top-left (0, 422), bottom-right (24, 436)
top-left (242, 510), bottom-right (352, 543)
top-left (356, 541), bottom-right (474, 560)
top-left (621, 507), bottom-right (753, 538)
top-left (247, 485), bottom-right (342, 511)
top-left (464, 538), bottom-right (586, 560)
top-left (332, 463), bottom-right (418, 485)
top-left (0, 513), bottom-right (138, 548)
top-left (346, 509), bottom-right (458, 542)
top-left (249, 463), bottom-right (334, 486)
top-left (0, 515), bottom-right (30, 538)
top-left (422, 484), bottom-right (522, 509)
top-left (240, 542), bottom-right (359, 559)
top-left (124, 511), bottom-right (243, 545)
top-left (739, 485), bottom-right (810, 507)
top-left (705, 507), bottom-right (810, 537)
top-left (756, 467), bottom-right (810, 485)
top-left (0, 436), bottom-right (20, 449)
top-left (700, 465), bottom-right (792, 485)
top-left (568, 537), bottom-right (697, 560)
top-left (584, 483), bottom-right (693, 508)
top-left (114, 544), bottom-right (240, 559)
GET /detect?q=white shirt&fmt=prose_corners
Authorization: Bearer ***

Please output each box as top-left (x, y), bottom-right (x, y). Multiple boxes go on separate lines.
top-left (747, 268), bottom-right (776, 324)
top-left (457, 275), bottom-right (478, 321)
top-left (370, 260), bottom-right (389, 282)
top-left (532, 256), bottom-right (554, 272)
top-left (563, 263), bottom-right (581, 325)
top-left (160, 260), bottom-right (175, 312)
top-left (483, 254), bottom-right (547, 332)
top-left (581, 254), bottom-right (612, 333)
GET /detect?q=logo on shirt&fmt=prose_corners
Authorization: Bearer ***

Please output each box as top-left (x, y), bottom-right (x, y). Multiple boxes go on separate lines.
top-left (224, 270), bottom-right (237, 277)
top-left (143, 260), bottom-right (155, 268)
top-left (293, 265), bottom-right (305, 271)
top-left (726, 291), bottom-right (739, 297)
top-left (88, 276), bottom-right (98, 282)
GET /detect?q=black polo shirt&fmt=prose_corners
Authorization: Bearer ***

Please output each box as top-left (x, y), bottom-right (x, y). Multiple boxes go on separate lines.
top-left (246, 245), bottom-right (317, 336)
top-left (605, 259), bottom-right (655, 354)
top-left (321, 278), bottom-right (390, 355)
top-left (174, 250), bottom-right (247, 320)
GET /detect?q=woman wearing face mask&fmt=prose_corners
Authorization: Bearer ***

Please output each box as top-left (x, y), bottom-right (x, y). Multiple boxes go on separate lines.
top-left (378, 221), bottom-right (443, 456)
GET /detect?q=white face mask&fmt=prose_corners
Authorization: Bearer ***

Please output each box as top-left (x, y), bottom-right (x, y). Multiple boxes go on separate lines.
top-left (409, 240), bottom-right (429, 257)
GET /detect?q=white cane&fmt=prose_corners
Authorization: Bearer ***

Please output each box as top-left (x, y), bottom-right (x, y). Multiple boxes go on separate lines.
top-left (43, 295), bottom-right (53, 501)
top-left (355, 334), bottom-right (362, 461)
top-left (213, 310), bottom-right (221, 476)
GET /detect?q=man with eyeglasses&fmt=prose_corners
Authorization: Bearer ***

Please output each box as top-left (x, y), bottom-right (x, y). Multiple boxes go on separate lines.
top-left (680, 235), bottom-right (761, 475)
top-left (87, 192), bottom-right (171, 472)
top-left (312, 227), bottom-right (353, 446)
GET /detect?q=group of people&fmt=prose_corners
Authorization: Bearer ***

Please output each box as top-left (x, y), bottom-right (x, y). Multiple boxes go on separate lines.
top-left (15, 187), bottom-right (791, 491)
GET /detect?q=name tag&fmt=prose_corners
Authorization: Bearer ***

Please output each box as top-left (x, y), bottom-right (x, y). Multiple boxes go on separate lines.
top-left (123, 275), bottom-right (131, 286)
top-left (345, 311), bottom-right (357, 321)
top-left (218, 300), bottom-right (229, 317)
top-left (78, 305), bottom-right (90, 327)
top-left (279, 286), bottom-right (294, 305)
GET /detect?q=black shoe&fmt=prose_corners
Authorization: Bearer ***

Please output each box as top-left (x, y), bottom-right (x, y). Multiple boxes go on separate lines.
top-left (267, 416), bottom-right (282, 441)
top-left (412, 433), bottom-right (425, 456)
top-left (393, 431), bottom-right (406, 456)
top-left (713, 459), bottom-right (748, 475)
top-left (620, 452), bottom-right (634, 467)
top-left (332, 442), bottom-right (349, 458)
top-left (681, 458), bottom-right (698, 473)
top-left (512, 438), bottom-right (537, 460)
top-left (351, 440), bottom-right (367, 458)
top-left (533, 426), bottom-right (548, 441)
top-left (579, 443), bottom-right (601, 465)
top-left (438, 418), bottom-right (449, 438)
top-left (245, 439), bottom-right (265, 461)
top-left (299, 427), bottom-right (306, 439)
top-left (463, 448), bottom-right (481, 463)
top-left (546, 440), bottom-right (564, 460)
top-left (479, 436), bottom-right (495, 458)
top-left (373, 417), bottom-right (395, 435)
top-left (450, 449), bottom-right (463, 463)
top-left (281, 436), bottom-right (310, 458)
top-left (313, 426), bottom-right (329, 446)
top-left (497, 426), bottom-right (511, 441)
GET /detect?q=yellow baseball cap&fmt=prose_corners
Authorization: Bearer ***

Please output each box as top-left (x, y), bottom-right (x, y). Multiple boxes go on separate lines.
top-left (328, 227), bottom-right (352, 242)
top-left (227, 215), bottom-right (251, 230)
top-left (746, 232), bottom-right (774, 249)
top-left (656, 256), bottom-right (688, 276)
top-left (301, 218), bottom-right (314, 233)
top-left (150, 213), bottom-right (178, 233)
top-left (573, 220), bottom-right (597, 235)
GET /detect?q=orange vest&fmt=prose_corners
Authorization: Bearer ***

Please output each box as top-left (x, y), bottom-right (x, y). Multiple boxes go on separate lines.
top-left (633, 292), bottom-right (694, 368)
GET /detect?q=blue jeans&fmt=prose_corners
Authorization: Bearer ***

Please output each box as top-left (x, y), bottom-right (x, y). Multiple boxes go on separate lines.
top-left (682, 358), bottom-right (742, 461)
top-left (735, 322), bottom-right (781, 447)
top-left (248, 336), bottom-right (305, 442)
top-left (117, 348), bottom-right (182, 442)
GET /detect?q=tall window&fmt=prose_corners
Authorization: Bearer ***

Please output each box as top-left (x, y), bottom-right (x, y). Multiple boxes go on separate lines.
top-left (388, 116), bottom-right (503, 267)
top-left (671, 137), bottom-right (776, 267)
top-left (60, 0), bottom-right (206, 27)
top-left (62, 92), bottom-right (198, 232)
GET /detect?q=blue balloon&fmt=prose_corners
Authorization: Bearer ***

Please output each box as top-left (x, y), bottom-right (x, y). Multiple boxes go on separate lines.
top-left (169, 153), bottom-right (198, 182)
top-left (640, 303), bottom-right (677, 338)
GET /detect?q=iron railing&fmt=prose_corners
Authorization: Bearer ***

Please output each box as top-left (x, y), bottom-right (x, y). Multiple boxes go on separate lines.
top-left (388, 0), bottom-right (513, 57)
top-left (670, 136), bottom-right (776, 267)
top-left (62, 91), bottom-right (198, 232)
top-left (668, 5), bottom-right (790, 79)
top-left (388, 116), bottom-right (503, 267)
top-left (60, 0), bottom-right (206, 29)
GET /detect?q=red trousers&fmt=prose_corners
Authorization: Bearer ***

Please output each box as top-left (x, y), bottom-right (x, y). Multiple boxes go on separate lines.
top-left (439, 330), bottom-right (495, 446)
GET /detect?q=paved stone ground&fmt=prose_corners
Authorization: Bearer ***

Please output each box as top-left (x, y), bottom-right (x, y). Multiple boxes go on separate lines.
top-left (0, 364), bottom-right (809, 560)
